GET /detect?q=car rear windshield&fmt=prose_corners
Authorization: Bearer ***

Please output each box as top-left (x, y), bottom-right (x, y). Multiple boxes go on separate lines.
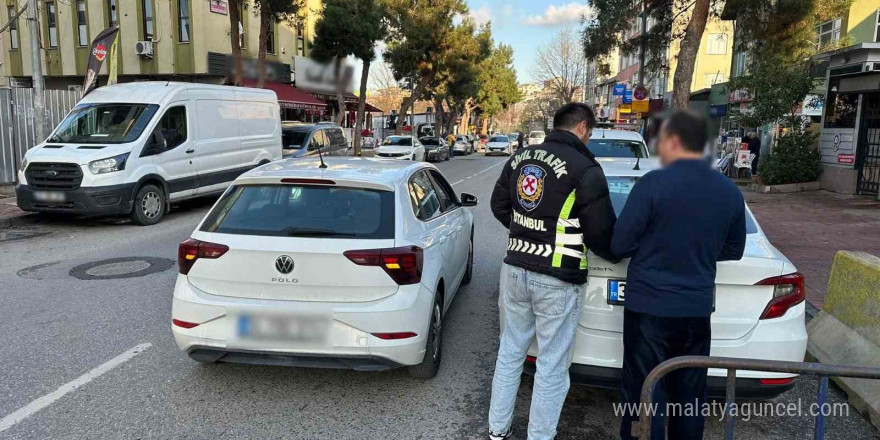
top-left (588, 139), bottom-right (647, 158)
top-left (606, 176), bottom-right (758, 234)
top-left (420, 138), bottom-right (440, 145)
top-left (282, 128), bottom-right (310, 149)
top-left (490, 136), bottom-right (508, 142)
top-left (199, 185), bottom-right (395, 239)
top-left (384, 136), bottom-right (412, 146)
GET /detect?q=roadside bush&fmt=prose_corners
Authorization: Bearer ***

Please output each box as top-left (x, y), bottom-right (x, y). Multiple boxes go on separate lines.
top-left (758, 127), bottom-right (821, 185)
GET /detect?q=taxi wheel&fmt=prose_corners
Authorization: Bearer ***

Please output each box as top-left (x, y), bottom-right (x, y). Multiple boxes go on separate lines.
top-left (408, 295), bottom-right (442, 379)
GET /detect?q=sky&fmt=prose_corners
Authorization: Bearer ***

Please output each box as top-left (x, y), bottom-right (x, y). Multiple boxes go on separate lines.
top-left (463, 1), bottom-right (593, 84)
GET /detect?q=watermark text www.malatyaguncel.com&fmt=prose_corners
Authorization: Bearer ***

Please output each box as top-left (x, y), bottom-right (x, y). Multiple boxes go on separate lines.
top-left (613, 399), bottom-right (850, 422)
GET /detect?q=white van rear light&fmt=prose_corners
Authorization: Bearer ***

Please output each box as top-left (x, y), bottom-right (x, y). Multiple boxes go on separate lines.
top-left (756, 273), bottom-right (805, 320)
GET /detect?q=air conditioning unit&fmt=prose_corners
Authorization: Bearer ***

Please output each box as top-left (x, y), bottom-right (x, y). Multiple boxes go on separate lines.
top-left (135, 40), bottom-right (154, 58)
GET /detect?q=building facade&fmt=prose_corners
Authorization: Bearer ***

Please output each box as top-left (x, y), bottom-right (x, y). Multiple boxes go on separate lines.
top-left (0, 0), bottom-right (321, 90)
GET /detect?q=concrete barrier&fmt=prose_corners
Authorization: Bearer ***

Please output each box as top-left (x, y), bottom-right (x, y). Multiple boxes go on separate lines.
top-left (807, 251), bottom-right (880, 430)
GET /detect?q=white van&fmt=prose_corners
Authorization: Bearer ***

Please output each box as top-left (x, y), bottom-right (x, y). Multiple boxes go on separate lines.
top-left (16, 82), bottom-right (282, 225)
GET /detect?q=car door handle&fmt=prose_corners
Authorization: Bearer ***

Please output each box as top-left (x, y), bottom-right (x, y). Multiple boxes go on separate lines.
top-left (185, 149), bottom-right (195, 154)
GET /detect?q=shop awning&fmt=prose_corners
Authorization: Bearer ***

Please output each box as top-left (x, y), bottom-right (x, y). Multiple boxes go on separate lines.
top-left (345, 99), bottom-right (383, 113)
top-left (242, 80), bottom-right (327, 111)
top-left (299, 88), bottom-right (383, 113)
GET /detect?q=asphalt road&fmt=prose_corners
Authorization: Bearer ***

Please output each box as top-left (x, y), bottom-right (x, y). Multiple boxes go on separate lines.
top-left (0, 154), bottom-right (877, 439)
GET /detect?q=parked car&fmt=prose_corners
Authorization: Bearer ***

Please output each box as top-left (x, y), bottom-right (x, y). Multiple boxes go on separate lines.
top-left (281, 122), bottom-right (349, 159)
top-left (587, 129), bottom-right (649, 158)
top-left (485, 135), bottom-right (513, 155)
top-left (172, 157), bottom-right (479, 378)
top-left (522, 158), bottom-right (807, 399)
top-left (15, 82), bottom-right (282, 225)
top-left (419, 136), bottom-right (451, 162)
top-left (527, 130), bottom-right (546, 146)
top-left (507, 133), bottom-right (519, 149)
top-left (376, 136), bottom-right (426, 161)
top-left (452, 135), bottom-right (473, 155)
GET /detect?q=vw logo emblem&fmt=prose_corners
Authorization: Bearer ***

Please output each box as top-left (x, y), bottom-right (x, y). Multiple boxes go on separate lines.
top-left (275, 255), bottom-right (294, 274)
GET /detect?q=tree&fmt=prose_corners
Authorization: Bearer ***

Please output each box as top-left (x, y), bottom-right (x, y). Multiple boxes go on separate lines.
top-left (583, 0), bottom-right (718, 109)
top-left (227, 0), bottom-right (243, 86)
top-left (313, 0), bottom-right (387, 154)
top-left (383, 0), bottom-right (468, 134)
top-left (533, 27), bottom-right (587, 105)
top-left (253, 0), bottom-right (304, 87)
top-left (476, 44), bottom-right (520, 132)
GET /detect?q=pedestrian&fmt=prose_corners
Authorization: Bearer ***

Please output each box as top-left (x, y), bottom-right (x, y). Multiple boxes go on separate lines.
top-left (517, 131), bottom-right (525, 151)
top-left (747, 131), bottom-right (761, 176)
top-left (488, 103), bottom-right (618, 440)
top-left (447, 132), bottom-right (457, 147)
top-left (612, 111), bottom-right (746, 440)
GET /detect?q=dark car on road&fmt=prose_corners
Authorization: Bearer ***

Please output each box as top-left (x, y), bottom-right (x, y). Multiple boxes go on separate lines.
top-left (418, 136), bottom-right (451, 162)
top-left (281, 122), bottom-right (350, 158)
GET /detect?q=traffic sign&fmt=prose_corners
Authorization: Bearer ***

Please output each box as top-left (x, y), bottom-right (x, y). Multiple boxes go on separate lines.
top-left (623, 90), bottom-right (633, 104)
top-left (633, 85), bottom-right (649, 101)
top-left (613, 84), bottom-right (626, 96)
top-left (633, 100), bottom-right (649, 113)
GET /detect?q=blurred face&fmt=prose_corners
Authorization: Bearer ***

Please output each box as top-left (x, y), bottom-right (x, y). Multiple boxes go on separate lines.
top-left (657, 124), bottom-right (680, 167)
top-left (572, 120), bottom-right (593, 145)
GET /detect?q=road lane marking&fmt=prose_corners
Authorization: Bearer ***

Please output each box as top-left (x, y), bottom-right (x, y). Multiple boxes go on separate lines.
top-left (451, 160), bottom-right (506, 186)
top-left (0, 343), bottom-right (152, 433)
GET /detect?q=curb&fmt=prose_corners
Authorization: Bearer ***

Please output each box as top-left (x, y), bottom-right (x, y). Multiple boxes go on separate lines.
top-left (0, 212), bottom-right (42, 229)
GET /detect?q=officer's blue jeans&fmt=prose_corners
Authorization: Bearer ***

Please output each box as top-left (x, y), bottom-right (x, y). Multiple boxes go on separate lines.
top-left (489, 263), bottom-right (583, 440)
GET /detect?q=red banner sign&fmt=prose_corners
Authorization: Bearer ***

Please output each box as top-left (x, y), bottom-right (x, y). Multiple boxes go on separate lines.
top-left (838, 153), bottom-right (855, 164)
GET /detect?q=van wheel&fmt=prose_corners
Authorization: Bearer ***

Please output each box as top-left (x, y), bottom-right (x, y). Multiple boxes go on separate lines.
top-left (408, 296), bottom-right (442, 379)
top-left (130, 184), bottom-right (165, 226)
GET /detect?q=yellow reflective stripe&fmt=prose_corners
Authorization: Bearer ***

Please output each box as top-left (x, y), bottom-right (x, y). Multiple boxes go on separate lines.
top-left (553, 190), bottom-right (579, 268)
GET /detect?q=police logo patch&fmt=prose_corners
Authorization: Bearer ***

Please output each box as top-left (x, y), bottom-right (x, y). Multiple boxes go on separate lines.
top-left (517, 164), bottom-right (545, 211)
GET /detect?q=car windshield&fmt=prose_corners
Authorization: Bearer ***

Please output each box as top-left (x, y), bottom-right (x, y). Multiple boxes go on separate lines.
top-left (383, 136), bottom-right (412, 146)
top-left (606, 176), bottom-right (758, 234)
top-left (199, 185), bottom-right (395, 239)
top-left (508, 135), bottom-right (517, 140)
top-left (490, 136), bottom-right (508, 142)
top-left (588, 139), bottom-right (647, 158)
top-left (420, 138), bottom-right (440, 146)
top-left (456, 136), bottom-right (466, 141)
top-left (529, 132), bottom-right (543, 138)
top-left (282, 128), bottom-right (310, 149)
top-left (48, 103), bottom-right (158, 144)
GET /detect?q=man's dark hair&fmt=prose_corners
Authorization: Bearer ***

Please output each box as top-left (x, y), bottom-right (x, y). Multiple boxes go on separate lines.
top-left (662, 111), bottom-right (708, 153)
top-left (553, 103), bottom-right (596, 131)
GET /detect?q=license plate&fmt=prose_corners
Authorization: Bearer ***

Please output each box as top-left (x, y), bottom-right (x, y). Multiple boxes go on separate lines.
top-left (234, 311), bottom-right (330, 345)
top-left (33, 191), bottom-right (65, 203)
top-left (607, 279), bottom-right (626, 305)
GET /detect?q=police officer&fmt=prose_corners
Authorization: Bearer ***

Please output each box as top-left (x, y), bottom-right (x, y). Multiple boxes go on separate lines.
top-left (488, 103), bottom-right (618, 440)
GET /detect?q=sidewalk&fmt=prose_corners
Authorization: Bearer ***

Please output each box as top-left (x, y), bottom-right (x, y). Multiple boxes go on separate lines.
top-left (743, 189), bottom-right (880, 309)
top-left (0, 185), bottom-right (35, 228)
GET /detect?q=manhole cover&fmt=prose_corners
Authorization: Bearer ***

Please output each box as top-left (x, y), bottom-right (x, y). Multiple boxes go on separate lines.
top-left (0, 230), bottom-right (52, 242)
top-left (70, 257), bottom-right (175, 280)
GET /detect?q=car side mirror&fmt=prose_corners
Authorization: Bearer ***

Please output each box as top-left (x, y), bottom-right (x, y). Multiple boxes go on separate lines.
top-left (460, 192), bottom-right (478, 207)
top-left (143, 131), bottom-right (168, 156)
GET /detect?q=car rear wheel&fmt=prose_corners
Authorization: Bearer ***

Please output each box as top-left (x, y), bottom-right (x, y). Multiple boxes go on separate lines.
top-left (408, 296), bottom-right (442, 378)
top-left (130, 184), bottom-right (165, 226)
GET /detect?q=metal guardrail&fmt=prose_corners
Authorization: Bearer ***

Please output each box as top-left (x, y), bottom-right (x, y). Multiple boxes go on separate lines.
top-left (638, 356), bottom-right (880, 440)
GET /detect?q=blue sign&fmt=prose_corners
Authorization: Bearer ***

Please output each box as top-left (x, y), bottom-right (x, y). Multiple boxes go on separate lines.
top-left (623, 90), bottom-right (633, 104)
top-left (710, 105), bottom-right (727, 117)
top-left (613, 84), bottom-right (626, 96)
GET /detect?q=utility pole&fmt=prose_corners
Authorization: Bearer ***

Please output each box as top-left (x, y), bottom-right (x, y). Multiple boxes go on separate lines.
top-left (26, 0), bottom-right (46, 142)
top-left (638, 2), bottom-right (647, 88)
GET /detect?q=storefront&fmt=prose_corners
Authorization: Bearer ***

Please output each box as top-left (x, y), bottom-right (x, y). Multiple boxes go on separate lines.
top-left (816, 43), bottom-right (880, 195)
top-left (242, 80), bottom-right (328, 122)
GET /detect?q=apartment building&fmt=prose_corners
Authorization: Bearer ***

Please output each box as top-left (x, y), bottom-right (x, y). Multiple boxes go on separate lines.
top-left (0, 0), bottom-right (321, 90)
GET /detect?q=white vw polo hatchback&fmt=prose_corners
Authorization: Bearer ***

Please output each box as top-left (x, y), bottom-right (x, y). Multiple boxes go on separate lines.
top-left (172, 157), bottom-right (477, 378)
top-left (523, 158), bottom-right (808, 399)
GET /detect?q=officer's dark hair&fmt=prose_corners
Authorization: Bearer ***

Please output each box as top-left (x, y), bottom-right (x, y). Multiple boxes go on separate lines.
top-left (553, 103), bottom-right (596, 131)
top-left (662, 111), bottom-right (707, 153)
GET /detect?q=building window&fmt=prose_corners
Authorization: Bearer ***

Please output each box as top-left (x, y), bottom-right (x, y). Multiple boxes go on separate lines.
top-left (816, 18), bottom-right (841, 48)
top-left (706, 34), bottom-right (728, 55)
top-left (8, 6), bottom-right (18, 50)
top-left (823, 77), bottom-right (858, 129)
top-left (107, 0), bottom-right (118, 27)
top-left (267, 20), bottom-right (275, 54)
top-left (76, 1), bottom-right (88, 46)
top-left (46, 2), bottom-right (58, 48)
top-left (732, 51), bottom-right (748, 77)
top-left (296, 23), bottom-right (304, 55)
top-left (178, 0), bottom-right (190, 42)
top-left (143, 0), bottom-right (154, 40)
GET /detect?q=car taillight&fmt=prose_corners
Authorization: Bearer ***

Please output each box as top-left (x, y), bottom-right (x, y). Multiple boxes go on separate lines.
top-left (344, 246), bottom-right (423, 285)
top-left (757, 272), bottom-right (805, 320)
top-left (172, 319), bottom-right (199, 329)
top-left (178, 238), bottom-right (229, 275)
